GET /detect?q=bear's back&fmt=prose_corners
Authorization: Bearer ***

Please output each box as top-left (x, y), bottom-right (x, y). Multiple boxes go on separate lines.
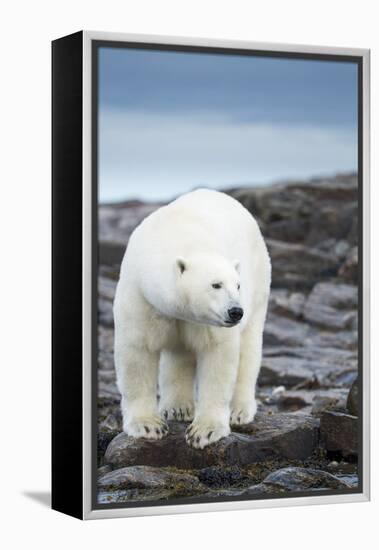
top-left (131, 188), bottom-right (257, 254)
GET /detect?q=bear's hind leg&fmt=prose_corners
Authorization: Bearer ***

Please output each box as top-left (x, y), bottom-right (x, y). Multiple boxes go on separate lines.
top-left (158, 350), bottom-right (195, 421)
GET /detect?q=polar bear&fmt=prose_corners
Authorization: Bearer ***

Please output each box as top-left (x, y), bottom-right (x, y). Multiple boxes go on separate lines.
top-left (113, 189), bottom-right (271, 449)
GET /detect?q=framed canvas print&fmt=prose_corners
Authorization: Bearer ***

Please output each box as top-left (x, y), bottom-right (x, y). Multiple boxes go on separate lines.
top-left (52, 31), bottom-right (370, 520)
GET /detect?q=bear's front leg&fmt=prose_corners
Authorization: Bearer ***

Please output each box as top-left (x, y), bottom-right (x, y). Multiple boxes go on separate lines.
top-left (186, 336), bottom-right (239, 449)
top-left (230, 303), bottom-right (267, 426)
top-left (159, 350), bottom-right (195, 421)
top-left (115, 342), bottom-right (168, 440)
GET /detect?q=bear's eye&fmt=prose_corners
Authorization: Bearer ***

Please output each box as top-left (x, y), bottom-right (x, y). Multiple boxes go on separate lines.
top-left (212, 283), bottom-right (222, 289)
top-left (237, 284), bottom-right (241, 290)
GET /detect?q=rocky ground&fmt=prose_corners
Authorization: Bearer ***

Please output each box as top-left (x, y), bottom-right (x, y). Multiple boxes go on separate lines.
top-left (97, 173), bottom-right (360, 505)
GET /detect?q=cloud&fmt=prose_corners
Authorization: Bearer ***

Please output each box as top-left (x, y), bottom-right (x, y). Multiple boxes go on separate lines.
top-left (99, 48), bottom-right (358, 127)
top-left (99, 108), bottom-right (357, 202)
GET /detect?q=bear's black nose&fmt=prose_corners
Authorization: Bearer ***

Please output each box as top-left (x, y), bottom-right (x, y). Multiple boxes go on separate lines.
top-left (228, 307), bottom-right (244, 322)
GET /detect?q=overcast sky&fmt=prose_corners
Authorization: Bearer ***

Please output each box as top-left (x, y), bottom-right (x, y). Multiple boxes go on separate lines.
top-left (98, 46), bottom-right (358, 203)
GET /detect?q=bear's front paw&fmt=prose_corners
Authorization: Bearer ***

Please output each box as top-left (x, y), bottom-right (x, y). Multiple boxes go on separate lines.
top-left (159, 401), bottom-right (194, 422)
top-left (124, 416), bottom-right (169, 440)
top-left (230, 398), bottom-right (257, 426)
top-left (185, 418), bottom-right (230, 449)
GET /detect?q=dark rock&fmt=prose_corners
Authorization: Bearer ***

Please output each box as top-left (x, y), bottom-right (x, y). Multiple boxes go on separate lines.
top-left (338, 247), bottom-right (358, 283)
top-left (99, 413), bottom-right (122, 433)
top-left (259, 355), bottom-right (356, 390)
top-left (303, 283), bottom-right (357, 330)
top-left (185, 488), bottom-right (246, 500)
top-left (99, 264), bottom-right (120, 281)
top-left (259, 357), bottom-right (315, 387)
top-left (306, 203), bottom-right (357, 246)
top-left (263, 217), bottom-right (310, 243)
top-left (270, 291), bottom-right (306, 319)
top-left (323, 369), bottom-right (357, 388)
top-left (98, 368), bottom-right (117, 384)
top-left (98, 430), bottom-right (119, 461)
top-left (303, 304), bottom-right (356, 331)
top-left (266, 239), bottom-right (339, 290)
top-left (316, 239), bottom-right (350, 260)
top-left (97, 466), bottom-right (206, 504)
top-left (334, 239), bottom-right (351, 258)
top-left (98, 275), bottom-right (117, 302)
top-left (98, 465), bottom-right (203, 494)
top-left (99, 201), bottom-right (161, 245)
top-left (229, 176), bottom-right (358, 290)
top-left (307, 330), bottom-right (358, 351)
top-left (98, 465), bottom-right (112, 478)
top-left (245, 467), bottom-right (352, 494)
top-left (306, 282), bottom-right (358, 309)
top-left (105, 413), bottom-right (319, 470)
top-left (288, 175), bottom-right (358, 202)
top-left (98, 377), bottom-right (120, 401)
top-left (327, 461), bottom-right (359, 487)
top-left (261, 388), bottom-right (348, 416)
top-left (263, 314), bottom-right (311, 347)
top-left (347, 377), bottom-right (359, 416)
top-left (334, 473), bottom-right (359, 487)
top-left (99, 240), bottom-right (125, 268)
top-left (263, 345), bottom-right (357, 366)
top-left (98, 201), bottom-right (161, 270)
top-left (260, 346), bottom-right (357, 390)
top-left (277, 392), bottom-right (310, 412)
top-left (320, 411), bottom-right (358, 456)
top-left (311, 396), bottom-right (341, 416)
top-left (197, 466), bottom-right (246, 488)
top-left (98, 350), bottom-right (114, 371)
top-left (98, 326), bottom-right (114, 353)
top-left (229, 175), bottom-right (357, 246)
top-left (98, 298), bottom-right (114, 328)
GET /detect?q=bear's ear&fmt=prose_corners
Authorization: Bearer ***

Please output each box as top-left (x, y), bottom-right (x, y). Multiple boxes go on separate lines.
top-left (176, 257), bottom-right (187, 274)
top-left (233, 259), bottom-right (240, 273)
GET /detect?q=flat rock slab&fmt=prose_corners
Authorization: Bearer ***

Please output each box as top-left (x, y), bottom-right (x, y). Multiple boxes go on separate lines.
top-left (259, 357), bottom-right (316, 387)
top-left (269, 290), bottom-right (306, 320)
top-left (260, 388), bottom-right (349, 417)
top-left (245, 466), bottom-right (353, 495)
top-left (303, 301), bottom-right (356, 331)
top-left (306, 282), bottom-right (358, 310)
top-left (306, 330), bottom-right (358, 351)
top-left (97, 465), bottom-right (112, 478)
top-left (104, 413), bottom-right (319, 470)
top-left (97, 466), bottom-right (206, 503)
top-left (263, 345), bottom-right (357, 366)
top-left (339, 246), bottom-right (358, 283)
top-left (259, 356), bottom-right (357, 389)
top-left (265, 238), bottom-right (339, 290)
top-left (320, 411), bottom-right (358, 456)
top-left (278, 389), bottom-right (348, 414)
top-left (98, 465), bottom-right (203, 492)
top-left (263, 314), bottom-right (311, 347)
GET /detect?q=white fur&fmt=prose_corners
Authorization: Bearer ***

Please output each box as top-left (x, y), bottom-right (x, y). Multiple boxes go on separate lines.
top-left (113, 189), bottom-right (271, 448)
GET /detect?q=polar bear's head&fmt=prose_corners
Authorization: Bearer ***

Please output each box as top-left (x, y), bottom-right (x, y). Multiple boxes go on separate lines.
top-left (174, 253), bottom-right (243, 327)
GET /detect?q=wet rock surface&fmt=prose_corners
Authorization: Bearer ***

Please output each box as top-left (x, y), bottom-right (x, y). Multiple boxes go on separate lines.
top-left (96, 174), bottom-right (359, 503)
top-left (105, 414), bottom-right (319, 470)
top-left (98, 465), bottom-right (206, 503)
top-left (245, 467), bottom-right (353, 494)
